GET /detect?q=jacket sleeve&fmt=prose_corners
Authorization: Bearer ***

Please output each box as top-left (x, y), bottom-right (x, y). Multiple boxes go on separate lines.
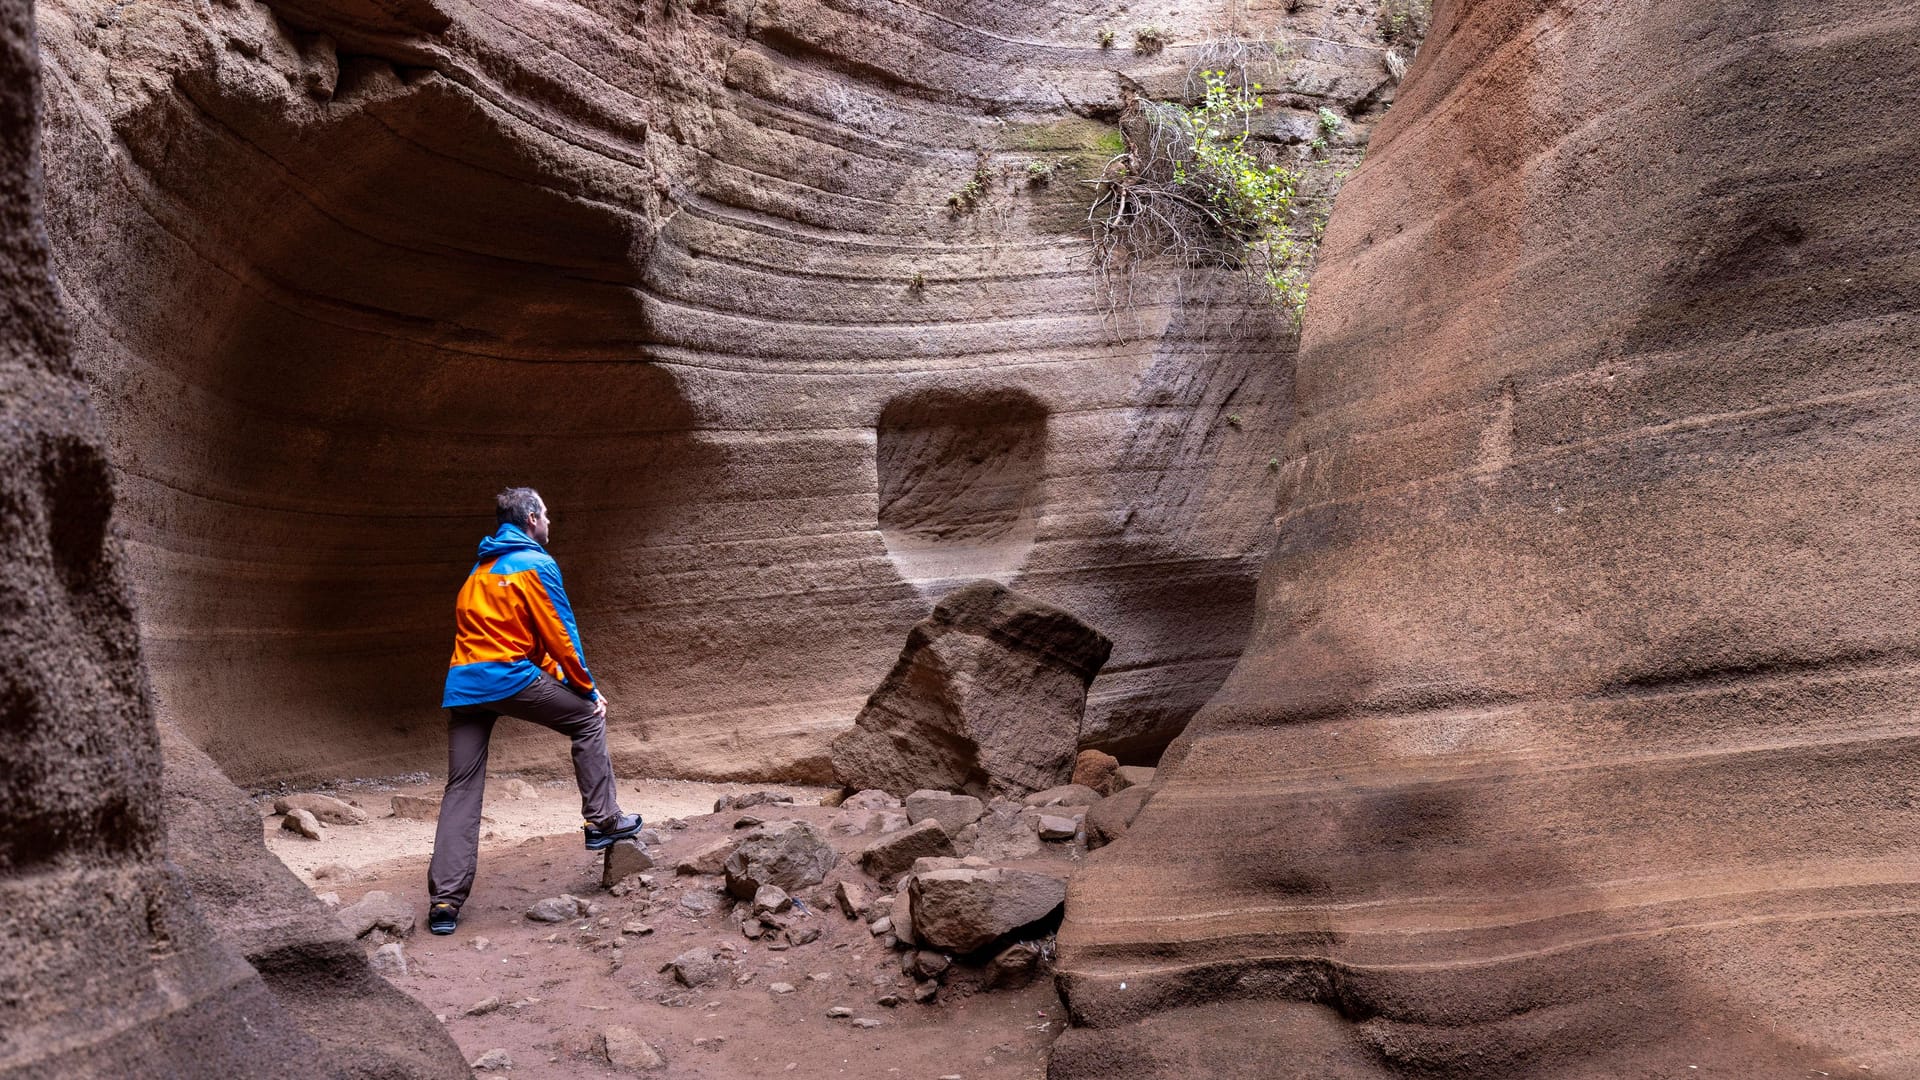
top-left (525, 559), bottom-right (597, 698)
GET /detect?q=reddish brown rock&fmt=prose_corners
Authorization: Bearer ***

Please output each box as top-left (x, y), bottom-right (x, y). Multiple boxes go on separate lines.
top-left (831, 581), bottom-right (1113, 798)
top-left (0, 3), bottom-right (462, 1071)
top-left (1068, 750), bottom-right (1118, 795)
top-left (1056, 1), bottom-right (1920, 1076)
top-left (31, 0), bottom-right (1393, 789)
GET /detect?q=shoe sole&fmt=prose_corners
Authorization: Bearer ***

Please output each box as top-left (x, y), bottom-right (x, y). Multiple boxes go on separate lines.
top-left (428, 923), bottom-right (457, 935)
top-left (583, 819), bottom-right (644, 851)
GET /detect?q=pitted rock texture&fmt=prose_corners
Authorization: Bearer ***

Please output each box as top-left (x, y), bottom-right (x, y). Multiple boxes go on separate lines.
top-left (0, 2), bottom-right (462, 1073)
top-left (35, 0), bottom-right (1397, 786)
top-left (1055, 1), bottom-right (1920, 1076)
top-left (830, 580), bottom-right (1113, 797)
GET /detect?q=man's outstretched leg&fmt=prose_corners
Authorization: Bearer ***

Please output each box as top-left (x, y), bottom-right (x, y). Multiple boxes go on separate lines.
top-left (505, 674), bottom-right (639, 847)
top-left (426, 707), bottom-right (496, 934)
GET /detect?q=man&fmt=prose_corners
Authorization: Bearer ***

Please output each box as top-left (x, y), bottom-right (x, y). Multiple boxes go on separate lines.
top-left (426, 487), bottom-right (641, 935)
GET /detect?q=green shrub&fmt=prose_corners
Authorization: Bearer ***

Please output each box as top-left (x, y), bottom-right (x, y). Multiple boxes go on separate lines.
top-left (1090, 70), bottom-right (1310, 316)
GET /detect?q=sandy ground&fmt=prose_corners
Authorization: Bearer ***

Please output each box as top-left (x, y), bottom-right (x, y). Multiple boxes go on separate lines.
top-left (261, 777), bottom-right (1063, 1079)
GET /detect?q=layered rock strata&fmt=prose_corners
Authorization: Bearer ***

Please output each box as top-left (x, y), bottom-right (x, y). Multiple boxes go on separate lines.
top-left (1056, 0), bottom-right (1920, 1075)
top-left (0, 1), bottom-right (463, 1072)
top-left (35, 0), bottom-right (1398, 785)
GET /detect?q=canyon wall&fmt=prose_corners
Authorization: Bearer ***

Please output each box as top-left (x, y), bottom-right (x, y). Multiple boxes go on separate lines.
top-left (1054, 0), bottom-right (1920, 1075)
top-left (37, 0), bottom-right (1396, 786)
top-left (0, 1), bottom-right (464, 1072)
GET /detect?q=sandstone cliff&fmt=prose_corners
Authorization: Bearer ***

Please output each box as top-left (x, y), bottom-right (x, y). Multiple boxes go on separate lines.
top-left (0, 1), bottom-right (464, 1072)
top-left (1055, 0), bottom-right (1920, 1075)
top-left (35, 0), bottom-right (1395, 785)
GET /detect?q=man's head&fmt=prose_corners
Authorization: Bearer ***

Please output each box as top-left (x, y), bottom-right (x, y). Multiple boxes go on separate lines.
top-left (495, 486), bottom-right (550, 545)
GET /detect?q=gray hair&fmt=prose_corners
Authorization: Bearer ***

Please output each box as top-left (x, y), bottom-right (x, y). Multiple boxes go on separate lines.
top-left (495, 486), bottom-right (544, 527)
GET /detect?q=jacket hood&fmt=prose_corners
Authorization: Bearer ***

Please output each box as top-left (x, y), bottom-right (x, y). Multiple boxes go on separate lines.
top-left (477, 522), bottom-right (547, 561)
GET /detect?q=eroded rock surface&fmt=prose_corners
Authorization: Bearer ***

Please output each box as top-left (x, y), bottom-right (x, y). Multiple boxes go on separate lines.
top-left (35, 0), bottom-right (1397, 786)
top-left (0, 3), bottom-right (463, 1070)
top-left (832, 581), bottom-right (1113, 797)
top-left (1055, 1), bottom-right (1920, 1076)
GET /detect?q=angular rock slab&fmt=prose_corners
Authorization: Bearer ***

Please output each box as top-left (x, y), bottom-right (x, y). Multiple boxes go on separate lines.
top-left (909, 868), bottom-right (1067, 954)
top-left (904, 789), bottom-right (985, 836)
top-left (830, 580), bottom-right (1112, 798)
top-left (858, 819), bottom-right (955, 884)
top-left (602, 839), bottom-right (655, 889)
top-left (723, 820), bottom-right (837, 899)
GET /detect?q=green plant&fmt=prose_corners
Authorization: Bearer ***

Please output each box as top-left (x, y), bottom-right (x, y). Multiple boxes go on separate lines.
top-left (908, 271), bottom-right (926, 292)
top-left (1226, 414), bottom-right (1243, 428)
top-left (1134, 25), bottom-right (1169, 55)
top-left (1317, 107), bottom-right (1343, 136)
top-left (1026, 160), bottom-right (1057, 184)
top-left (1089, 70), bottom-right (1312, 317)
top-left (947, 162), bottom-right (994, 214)
top-left (1097, 26), bottom-right (1115, 48)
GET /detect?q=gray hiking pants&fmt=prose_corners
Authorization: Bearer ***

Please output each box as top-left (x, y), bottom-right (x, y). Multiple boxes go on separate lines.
top-left (427, 673), bottom-right (622, 909)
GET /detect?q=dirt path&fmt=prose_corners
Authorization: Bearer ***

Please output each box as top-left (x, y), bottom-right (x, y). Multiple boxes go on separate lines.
top-left (262, 778), bottom-right (1063, 1079)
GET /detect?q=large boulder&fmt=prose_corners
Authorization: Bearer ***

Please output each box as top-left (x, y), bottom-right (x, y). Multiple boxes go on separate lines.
top-left (831, 581), bottom-right (1112, 798)
top-left (723, 820), bottom-right (838, 899)
top-left (904, 790), bottom-right (985, 836)
top-left (909, 868), bottom-right (1068, 953)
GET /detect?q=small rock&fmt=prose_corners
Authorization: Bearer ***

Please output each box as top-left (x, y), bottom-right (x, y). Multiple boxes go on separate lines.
top-left (874, 811), bottom-right (910, 834)
top-left (677, 836), bottom-right (742, 876)
top-left (868, 916), bottom-right (892, 937)
top-left (500, 778), bottom-right (539, 799)
top-left (621, 921), bottom-right (654, 936)
top-left (835, 880), bottom-right (868, 919)
top-left (280, 808), bottom-right (325, 840)
top-left (1021, 784), bottom-right (1100, 809)
top-left (910, 950), bottom-right (951, 979)
top-left (466, 996), bottom-right (503, 1016)
top-left (851, 1018), bottom-right (883, 1029)
top-left (390, 794), bottom-right (441, 820)
top-left (858, 820), bottom-right (955, 883)
top-left (714, 790), bottom-right (796, 812)
top-left (876, 992), bottom-right (902, 1007)
top-left (526, 894), bottom-right (587, 923)
top-left (1069, 749), bottom-right (1120, 794)
top-left (274, 793), bottom-right (369, 826)
top-left (842, 789), bottom-right (902, 811)
top-left (769, 982), bottom-right (796, 994)
top-left (786, 926), bottom-right (821, 947)
top-left (312, 863), bottom-right (354, 882)
top-left (890, 889), bottom-right (916, 947)
top-left (904, 790), bottom-right (986, 836)
top-left (314, 891), bottom-right (340, 908)
top-left (913, 979), bottom-right (938, 1003)
top-left (678, 890), bottom-right (721, 916)
top-left (826, 1006), bottom-right (854, 1018)
top-left (336, 890), bottom-right (415, 940)
top-left (368, 942), bottom-right (407, 976)
top-left (828, 808), bottom-right (879, 836)
top-left (470, 1048), bottom-right (513, 1071)
top-left (662, 946), bottom-right (723, 988)
top-left (1109, 765), bottom-right (1155, 792)
top-left (471, 936), bottom-right (491, 952)
top-left (602, 839), bottom-right (655, 888)
top-left (598, 1025), bottom-right (666, 1071)
top-left (753, 884), bottom-right (793, 917)
top-left (724, 821), bottom-right (839, 899)
top-left (986, 940), bottom-right (1045, 988)
top-left (1085, 785), bottom-right (1152, 850)
top-left (1035, 814), bottom-right (1080, 841)
top-left (742, 919), bottom-right (767, 940)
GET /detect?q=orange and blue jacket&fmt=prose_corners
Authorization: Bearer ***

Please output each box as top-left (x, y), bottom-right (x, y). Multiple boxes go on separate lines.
top-left (442, 523), bottom-right (598, 708)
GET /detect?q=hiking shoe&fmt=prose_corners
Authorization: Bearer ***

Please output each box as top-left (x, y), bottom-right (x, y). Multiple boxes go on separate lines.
top-left (427, 902), bottom-right (458, 936)
top-left (584, 812), bottom-right (643, 851)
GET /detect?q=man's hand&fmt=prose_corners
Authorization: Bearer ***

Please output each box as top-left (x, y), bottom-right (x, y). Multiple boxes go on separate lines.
top-left (593, 694), bottom-right (608, 720)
